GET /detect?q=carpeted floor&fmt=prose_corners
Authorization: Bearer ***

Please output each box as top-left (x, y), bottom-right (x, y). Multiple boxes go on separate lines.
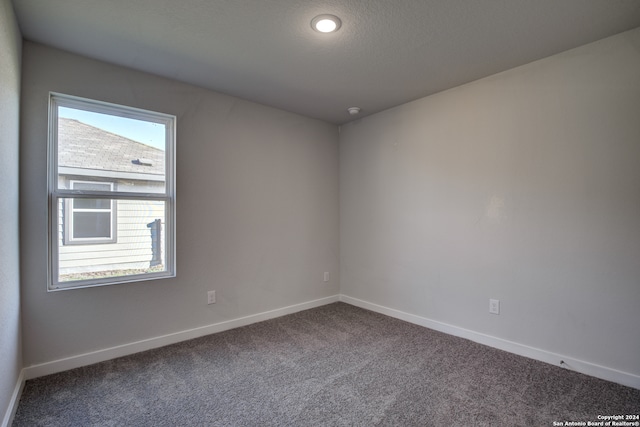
top-left (13, 302), bottom-right (640, 426)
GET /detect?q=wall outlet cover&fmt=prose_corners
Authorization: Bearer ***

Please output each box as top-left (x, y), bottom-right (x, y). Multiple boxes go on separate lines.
top-left (489, 299), bottom-right (500, 315)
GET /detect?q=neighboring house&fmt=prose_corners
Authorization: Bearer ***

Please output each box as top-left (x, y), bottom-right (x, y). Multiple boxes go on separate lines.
top-left (57, 118), bottom-right (166, 278)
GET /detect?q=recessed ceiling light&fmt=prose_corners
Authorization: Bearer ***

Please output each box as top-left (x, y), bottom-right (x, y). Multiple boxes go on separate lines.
top-left (311, 14), bottom-right (342, 33)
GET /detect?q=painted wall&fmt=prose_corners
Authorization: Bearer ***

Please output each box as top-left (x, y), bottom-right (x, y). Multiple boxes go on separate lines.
top-left (340, 28), bottom-right (640, 377)
top-left (0, 0), bottom-right (22, 422)
top-left (20, 42), bottom-right (339, 366)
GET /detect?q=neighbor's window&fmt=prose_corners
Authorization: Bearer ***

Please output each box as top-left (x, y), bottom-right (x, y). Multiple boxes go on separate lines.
top-left (49, 93), bottom-right (176, 290)
top-left (64, 181), bottom-right (117, 245)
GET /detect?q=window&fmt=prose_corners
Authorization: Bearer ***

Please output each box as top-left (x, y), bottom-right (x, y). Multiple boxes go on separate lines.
top-left (65, 181), bottom-right (116, 244)
top-left (49, 93), bottom-right (176, 290)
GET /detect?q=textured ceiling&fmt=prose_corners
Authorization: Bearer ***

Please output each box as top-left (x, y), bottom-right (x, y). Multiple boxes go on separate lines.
top-left (12, 0), bottom-right (640, 124)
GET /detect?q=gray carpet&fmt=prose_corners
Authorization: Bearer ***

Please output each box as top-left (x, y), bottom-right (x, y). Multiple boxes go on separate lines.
top-left (13, 302), bottom-right (640, 426)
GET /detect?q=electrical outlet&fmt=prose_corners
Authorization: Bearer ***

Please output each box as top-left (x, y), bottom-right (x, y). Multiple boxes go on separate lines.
top-left (323, 272), bottom-right (330, 282)
top-left (489, 299), bottom-right (500, 315)
top-left (207, 290), bottom-right (216, 305)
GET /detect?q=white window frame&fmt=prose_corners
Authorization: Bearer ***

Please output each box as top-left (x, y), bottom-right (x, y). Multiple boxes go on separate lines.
top-left (64, 180), bottom-right (117, 245)
top-left (48, 93), bottom-right (176, 291)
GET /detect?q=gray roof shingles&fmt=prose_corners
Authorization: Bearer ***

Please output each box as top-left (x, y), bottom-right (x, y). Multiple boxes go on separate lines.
top-left (58, 118), bottom-right (165, 176)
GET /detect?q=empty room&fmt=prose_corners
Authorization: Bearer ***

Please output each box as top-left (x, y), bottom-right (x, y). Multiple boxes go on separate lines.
top-left (2, 0), bottom-right (640, 425)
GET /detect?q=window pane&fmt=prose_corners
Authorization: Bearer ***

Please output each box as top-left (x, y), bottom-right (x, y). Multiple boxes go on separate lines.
top-left (58, 198), bottom-right (167, 283)
top-left (57, 107), bottom-right (166, 194)
top-left (74, 198), bottom-right (111, 210)
top-left (73, 212), bottom-right (112, 238)
top-left (72, 182), bottom-right (112, 192)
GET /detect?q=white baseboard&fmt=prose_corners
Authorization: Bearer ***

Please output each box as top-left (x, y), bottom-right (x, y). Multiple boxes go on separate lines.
top-left (23, 295), bottom-right (340, 380)
top-left (19, 293), bottom-right (640, 390)
top-left (1, 369), bottom-right (24, 427)
top-left (339, 294), bottom-right (640, 390)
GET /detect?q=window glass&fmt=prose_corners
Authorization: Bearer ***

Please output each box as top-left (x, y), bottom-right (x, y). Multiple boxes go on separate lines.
top-left (57, 106), bottom-right (167, 194)
top-left (72, 212), bottom-right (112, 238)
top-left (57, 198), bottom-right (167, 284)
top-left (73, 198), bottom-right (111, 210)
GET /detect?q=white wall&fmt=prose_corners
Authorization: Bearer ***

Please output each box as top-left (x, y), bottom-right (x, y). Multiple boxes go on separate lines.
top-left (340, 28), bottom-right (640, 378)
top-left (0, 0), bottom-right (22, 422)
top-left (20, 42), bottom-right (339, 367)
